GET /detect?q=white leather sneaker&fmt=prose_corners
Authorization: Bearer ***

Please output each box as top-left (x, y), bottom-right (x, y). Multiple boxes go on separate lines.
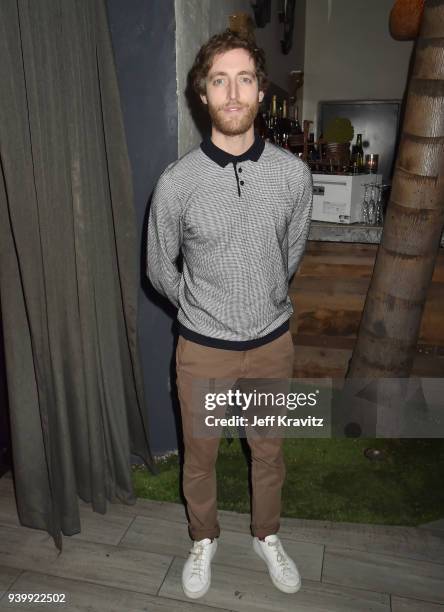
top-left (182, 537), bottom-right (218, 599)
top-left (253, 534), bottom-right (301, 593)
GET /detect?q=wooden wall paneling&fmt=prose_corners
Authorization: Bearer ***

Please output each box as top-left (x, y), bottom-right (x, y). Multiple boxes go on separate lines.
top-left (290, 242), bottom-right (444, 378)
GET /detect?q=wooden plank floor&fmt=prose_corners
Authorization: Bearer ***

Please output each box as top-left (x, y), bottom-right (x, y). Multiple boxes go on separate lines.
top-left (0, 474), bottom-right (443, 611)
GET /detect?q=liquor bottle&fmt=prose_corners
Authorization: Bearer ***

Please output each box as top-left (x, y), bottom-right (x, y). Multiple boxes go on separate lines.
top-left (279, 99), bottom-right (292, 149)
top-left (275, 101), bottom-right (283, 145)
top-left (268, 95), bottom-right (278, 143)
top-left (292, 104), bottom-right (302, 134)
top-left (288, 96), bottom-right (296, 131)
top-left (351, 133), bottom-right (364, 172)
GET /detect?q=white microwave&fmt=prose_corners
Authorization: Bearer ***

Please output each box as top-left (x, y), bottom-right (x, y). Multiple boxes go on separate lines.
top-left (311, 173), bottom-right (382, 224)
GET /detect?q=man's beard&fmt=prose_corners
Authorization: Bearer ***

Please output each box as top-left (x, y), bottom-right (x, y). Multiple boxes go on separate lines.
top-left (207, 99), bottom-right (259, 136)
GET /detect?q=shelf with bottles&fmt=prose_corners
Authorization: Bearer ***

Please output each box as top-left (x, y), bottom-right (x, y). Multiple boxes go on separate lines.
top-left (257, 93), bottom-right (305, 152)
top-left (308, 135), bottom-right (373, 175)
top-left (257, 95), bottom-right (373, 174)
top-left (256, 94), bottom-right (321, 164)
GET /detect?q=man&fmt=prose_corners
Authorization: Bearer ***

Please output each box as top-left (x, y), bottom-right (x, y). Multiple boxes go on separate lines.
top-left (147, 29), bottom-right (313, 599)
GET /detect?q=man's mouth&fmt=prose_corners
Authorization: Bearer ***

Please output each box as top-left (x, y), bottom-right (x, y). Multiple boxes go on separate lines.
top-left (223, 106), bottom-right (243, 112)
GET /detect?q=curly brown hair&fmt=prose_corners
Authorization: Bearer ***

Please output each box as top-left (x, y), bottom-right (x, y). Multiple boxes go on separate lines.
top-left (189, 29), bottom-right (269, 98)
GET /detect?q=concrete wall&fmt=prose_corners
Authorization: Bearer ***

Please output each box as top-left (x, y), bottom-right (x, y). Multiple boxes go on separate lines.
top-left (302, 0), bottom-right (414, 134)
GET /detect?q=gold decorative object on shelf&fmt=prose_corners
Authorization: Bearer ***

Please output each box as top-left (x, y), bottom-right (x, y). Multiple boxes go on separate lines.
top-left (228, 13), bottom-right (256, 43)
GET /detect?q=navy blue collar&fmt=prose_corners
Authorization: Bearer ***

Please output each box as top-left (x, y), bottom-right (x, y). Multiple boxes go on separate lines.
top-left (200, 133), bottom-right (265, 168)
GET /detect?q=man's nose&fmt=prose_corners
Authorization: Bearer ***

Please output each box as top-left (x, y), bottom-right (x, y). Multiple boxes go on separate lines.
top-left (227, 78), bottom-right (239, 100)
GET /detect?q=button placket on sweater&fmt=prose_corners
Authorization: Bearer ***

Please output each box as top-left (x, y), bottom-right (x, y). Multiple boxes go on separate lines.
top-left (232, 163), bottom-right (245, 197)
top-left (232, 161), bottom-right (241, 197)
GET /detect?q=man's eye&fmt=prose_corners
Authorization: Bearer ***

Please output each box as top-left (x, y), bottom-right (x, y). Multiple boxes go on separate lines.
top-left (240, 76), bottom-right (252, 83)
top-left (213, 78), bottom-right (225, 85)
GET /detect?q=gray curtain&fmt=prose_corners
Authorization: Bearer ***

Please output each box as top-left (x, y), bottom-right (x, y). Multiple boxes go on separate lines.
top-left (0, 0), bottom-right (156, 551)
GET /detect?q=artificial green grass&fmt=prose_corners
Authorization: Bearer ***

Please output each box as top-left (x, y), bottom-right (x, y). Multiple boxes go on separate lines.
top-left (131, 437), bottom-right (444, 526)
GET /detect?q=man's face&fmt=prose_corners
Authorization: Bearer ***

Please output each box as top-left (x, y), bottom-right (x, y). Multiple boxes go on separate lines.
top-left (200, 47), bottom-right (264, 136)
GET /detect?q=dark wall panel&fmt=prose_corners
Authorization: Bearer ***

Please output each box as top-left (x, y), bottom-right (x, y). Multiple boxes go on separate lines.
top-left (107, 0), bottom-right (179, 454)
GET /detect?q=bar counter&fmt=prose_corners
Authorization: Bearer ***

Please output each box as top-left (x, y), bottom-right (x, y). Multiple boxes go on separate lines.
top-left (308, 221), bottom-right (444, 247)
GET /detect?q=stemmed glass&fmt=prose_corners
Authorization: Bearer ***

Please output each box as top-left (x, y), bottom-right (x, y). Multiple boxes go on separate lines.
top-left (367, 184), bottom-right (377, 225)
top-left (361, 182), bottom-right (386, 225)
top-left (374, 184), bottom-right (384, 225)
top-left (361, 184), bottom-right (370, 224)
top-left (374, 184), bottom-right (390, 225)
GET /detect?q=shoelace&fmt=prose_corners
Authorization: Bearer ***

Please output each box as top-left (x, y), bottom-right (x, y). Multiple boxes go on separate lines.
top-left (267, 540), bottom-right (293, 576)
top-left (189, 542), bottom-right (209, 579)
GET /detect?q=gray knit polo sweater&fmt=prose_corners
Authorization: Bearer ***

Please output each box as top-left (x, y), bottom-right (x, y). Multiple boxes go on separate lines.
top-left (147, 134), bottom-right (313, 350)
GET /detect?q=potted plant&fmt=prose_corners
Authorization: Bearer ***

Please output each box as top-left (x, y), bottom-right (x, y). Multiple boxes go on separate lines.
top-left (323, 117), bottom-right (354, 168)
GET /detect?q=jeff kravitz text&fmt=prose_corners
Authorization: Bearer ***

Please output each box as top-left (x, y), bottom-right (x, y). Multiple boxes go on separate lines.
top-left (205, 414), bottom-right (324, 428)
top-left (203, 388), bottom-right (325, 429)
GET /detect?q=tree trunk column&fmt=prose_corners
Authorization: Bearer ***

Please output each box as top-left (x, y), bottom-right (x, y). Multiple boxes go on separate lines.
top-left (348, 0), bottom-right (444, 378)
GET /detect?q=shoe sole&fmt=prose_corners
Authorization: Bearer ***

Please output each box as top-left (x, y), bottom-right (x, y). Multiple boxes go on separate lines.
top-left (182, 541), bottom-right (218, 599)
top-left (183, 581), bottom-right (211, 600)
top-left (253, 538), bottom-right (302, 594)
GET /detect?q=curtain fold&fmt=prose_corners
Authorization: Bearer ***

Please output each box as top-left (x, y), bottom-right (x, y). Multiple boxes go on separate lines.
top-left (0, 0), bottom-right (155, 550)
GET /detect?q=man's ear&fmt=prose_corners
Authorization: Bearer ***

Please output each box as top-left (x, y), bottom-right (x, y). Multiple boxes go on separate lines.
top-left (259, 90), bottom-right (264, 103)
top-left (200, 94), bottom-right (208, 105)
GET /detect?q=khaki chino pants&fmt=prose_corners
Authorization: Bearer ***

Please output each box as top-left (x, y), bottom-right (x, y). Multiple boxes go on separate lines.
top-left (176, 330), bottom-right (294, 541)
